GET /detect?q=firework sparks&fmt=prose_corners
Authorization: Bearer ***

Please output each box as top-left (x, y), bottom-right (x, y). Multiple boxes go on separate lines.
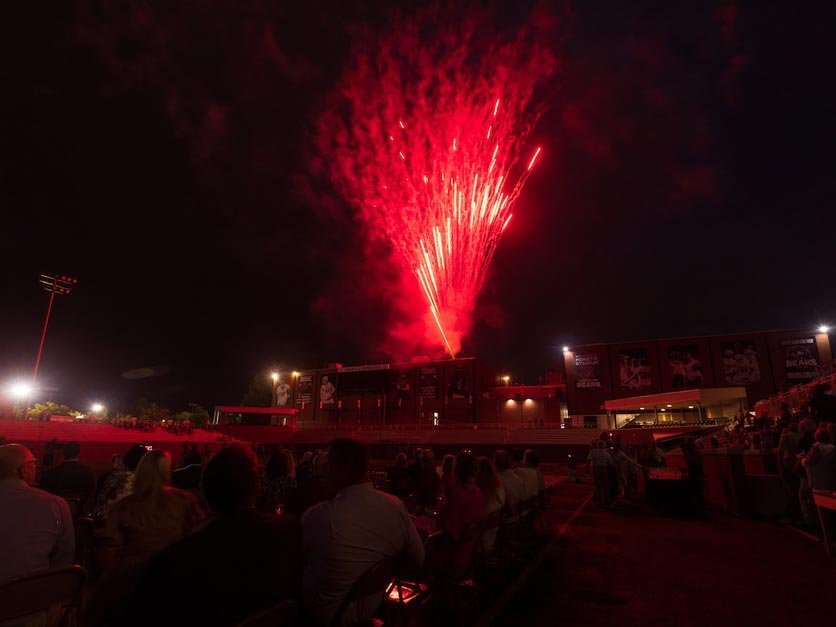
top-left (321, 12), bottom-right (554, 357)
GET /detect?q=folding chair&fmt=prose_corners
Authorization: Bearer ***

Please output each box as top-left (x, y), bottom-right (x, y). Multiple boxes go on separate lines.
top-left (331, 557), bottom-right (395, 627)
top-left (235, 599), bottom-right (298, 627)
top-left (0, 565), bottom-right (86, 627)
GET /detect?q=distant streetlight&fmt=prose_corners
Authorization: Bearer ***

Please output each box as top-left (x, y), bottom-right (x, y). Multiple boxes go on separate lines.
top-left (501, 375), bottom-right (510, 385)
top-left (270, 372), bottom-right (279, 382)
top-left (91, 403), bottom-right (104, 413)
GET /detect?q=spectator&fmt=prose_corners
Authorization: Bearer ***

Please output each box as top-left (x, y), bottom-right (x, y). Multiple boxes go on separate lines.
top-left (777, 422), bottom-right (802, 522)
top-left (494, 449), bottom-right (525, 516)
top-left (39, 440), bottom-right (95, 503)
top-left (586, 441), bottom-right (614, 506)
top-left (183, 442), bottom-right (203, 466)
top-left (810, 384), bottom-right (836, 423)
top-left (415, 448), bottom-right (441, 510)
top-left (88, 450), bottom-right (204, 625)
top-left (407, 447), bottom-right (424, 489)
top-left (296, 450), bottom-right (315, 485)
top-left (302, 439), bottom-right (424, 626)
top-left (797, 418), bottom-right (818, 526)
top-left (259, 448), bottom-right (297, 513)
top-left (121, 445), bottom-right (302, 627)
top-left (439, 453), bottom-right (456, 496)
top-left (437, 450), bottom-right (485, 575)
top-left (0, 444), bottom-right (74, 582)
top-left (386, 452), bottom-right (410, 496)
top-left (514, 449), bottom-right (543, 496)
top-left (646, 441), bottom-right (666, 467)
top-left (475, 456), bottom-right (506, 553)
top-left (803, 427), bottom-right (836, 491)
top-left (285, 451), bottom-right (332, 518)
top-left (90, 444), bottom-right (146, 524)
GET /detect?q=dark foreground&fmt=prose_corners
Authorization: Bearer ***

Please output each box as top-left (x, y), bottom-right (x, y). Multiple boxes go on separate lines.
top-left (496, 477), bottom-right (834, 627)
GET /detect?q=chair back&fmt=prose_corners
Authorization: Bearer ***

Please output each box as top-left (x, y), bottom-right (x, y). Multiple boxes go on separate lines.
top-left (236, 599), bottom-right (298, 627)
top-left (0, 565), bottom-right (86, 623)
top-left (331, 557), bottom-right (394, 627)
top-left (74, 516), bottom-right (96, 570)
top-left (63, 497), bottom-right (82, 518)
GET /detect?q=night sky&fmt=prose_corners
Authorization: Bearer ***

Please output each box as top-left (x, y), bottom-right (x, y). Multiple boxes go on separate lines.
top-left (2, 1), bottom-right (836, 412)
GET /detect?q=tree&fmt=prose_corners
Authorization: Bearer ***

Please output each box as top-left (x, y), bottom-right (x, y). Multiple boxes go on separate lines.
top-left (139, 402), bottom-right (172, 422)
top-left (174, 405), bottom-right (210, 427)
top-left (241, 374), bottom-right (272, 407)
top-left (26, 401), bottom-right (77, 420)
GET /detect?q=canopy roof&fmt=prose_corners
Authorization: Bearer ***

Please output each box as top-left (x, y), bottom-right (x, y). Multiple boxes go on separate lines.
top-left (604, 386), bottom-right (747, 412)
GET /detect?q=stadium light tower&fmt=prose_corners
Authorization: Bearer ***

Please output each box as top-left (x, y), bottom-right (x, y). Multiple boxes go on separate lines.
top-left (32, 274), bottom-right (78, 385)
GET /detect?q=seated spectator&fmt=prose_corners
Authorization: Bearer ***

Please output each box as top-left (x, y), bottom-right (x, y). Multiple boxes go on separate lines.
top-left (493, 449), bottom-right (525, 516)
top-left (120, 445), bottom-right (302, 627)
top-left (285, 451), bottom-right (332, 518)
top-left (90, 444), bottom-right (146, 524)
top-left (415, 448), bottom-right (441, 510)
top-left (437, 451), bottom-right (485, 575)
top-left (514, 449), bottom-right (543, 496)
top-left (302, 438), bottom-right (424, 627)
top-left (0, 444), bottom-right (74, 582)
top-left (39, 440), bottom-right (95, 504)
top-left (259, 448), bottom-right (297, 513)
top-left (439, 453), bottom-right (456, 496)
top-left (296, 450), bottom-right (315, 485)
top-left (476, 456), bottom-right (506, 553)
top-left (407, 447), bottom-right (424, 489)
top-left (386, 452), bottom-right (410, 496)
top-left (88, 450), bottom-right (204, 625)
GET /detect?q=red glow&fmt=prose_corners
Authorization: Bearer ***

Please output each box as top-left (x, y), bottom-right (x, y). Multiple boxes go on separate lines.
top-left (321, 13), bottom-right (554, 357)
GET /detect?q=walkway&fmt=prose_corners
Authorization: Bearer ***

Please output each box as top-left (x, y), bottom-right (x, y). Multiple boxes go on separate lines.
top-left (498, 478), bottom-right (835, 627)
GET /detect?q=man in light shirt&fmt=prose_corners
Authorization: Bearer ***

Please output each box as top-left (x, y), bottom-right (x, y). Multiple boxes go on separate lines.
top-left (302, 439), bottom-right (424, 626)
top-left (494, 449), bottom-right (526, 517)
top-left (514, 449), bottom-right (544, 496)
top-left (0, 444), bottom-right (75, 582)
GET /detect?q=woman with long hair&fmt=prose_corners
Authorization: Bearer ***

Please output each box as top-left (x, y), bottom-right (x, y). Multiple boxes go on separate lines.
top-left (89, 449), bottom-right (204, 624)
top-left (475, 456), bottom-right (506, 553)
top-left (437, 450), bottom-right (485, 575)
top-left (440, 453), bottom-right (456, 497)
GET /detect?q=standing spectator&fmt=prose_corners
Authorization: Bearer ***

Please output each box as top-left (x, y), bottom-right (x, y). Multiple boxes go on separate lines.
top-left (121, 445), bottom-right (302, 627)
top-left (797, 418), bottom-right (818, 526)
top-left (475, 456), bottom-right (506, 553)
top-left (646, 441), bottom-right (666, 467)
top-left (407, 447), bottom-right (424, 491)
top-left (39, 440), bottom-right (96, 503)
top-left (777, 423), bottom-right (802, 522)
top-left (803, 427), bottom-right (836, 491)
top-left (586, 441), bottom-right (614, 506)
top-left (0, 444), bottom-right (74, 582)
top-left (493, 449), bottom-right (526, 517)
top-left (437, 451), bottom-right (485, 575)
top-left (302, 439), bottom-right (424, 626)
top-left (285, 451), bottom-right (333, 518)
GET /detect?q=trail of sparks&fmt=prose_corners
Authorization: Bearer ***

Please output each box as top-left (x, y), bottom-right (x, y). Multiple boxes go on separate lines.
top-left (322, 14), bottom-right (554, 357)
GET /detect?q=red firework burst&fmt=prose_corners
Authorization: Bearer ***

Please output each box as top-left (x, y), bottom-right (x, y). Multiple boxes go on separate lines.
top-left (321, 12), bottom-right (554, 357)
